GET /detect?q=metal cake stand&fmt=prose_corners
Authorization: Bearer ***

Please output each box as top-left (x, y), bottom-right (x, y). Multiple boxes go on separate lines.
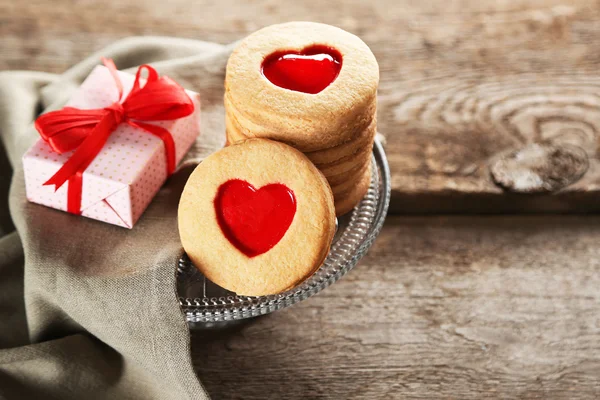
top-left (177, 139), bottom-right (391, 324)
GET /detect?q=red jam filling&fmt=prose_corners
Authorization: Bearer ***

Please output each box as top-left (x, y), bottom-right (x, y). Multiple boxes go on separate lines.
top-left (261, 45), bottom-right (342, 94)
top-left (214, 179), bottom-right (297, 257)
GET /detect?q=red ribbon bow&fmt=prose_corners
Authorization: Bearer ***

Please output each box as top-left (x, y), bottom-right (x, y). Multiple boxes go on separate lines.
top-left (35, 58), bottom-right (195, 215)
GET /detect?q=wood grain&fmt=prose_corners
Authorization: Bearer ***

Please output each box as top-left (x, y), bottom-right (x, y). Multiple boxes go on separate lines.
top-left (3, 0), bottom-right (600, 212)
top-left (192, 216), bottom-right (600, 399)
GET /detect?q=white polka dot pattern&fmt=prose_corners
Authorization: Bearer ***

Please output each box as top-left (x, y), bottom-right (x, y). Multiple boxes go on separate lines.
top-left (22, 65), bottom-right (201, 229)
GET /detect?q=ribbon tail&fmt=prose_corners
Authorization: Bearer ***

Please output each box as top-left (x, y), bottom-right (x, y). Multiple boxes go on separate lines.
top-left (67, 171), bottom-right (84, 215)
top-left (127, 120), bottom-right (176, 175)
top-left (102, 58), bottom-right (124, 100)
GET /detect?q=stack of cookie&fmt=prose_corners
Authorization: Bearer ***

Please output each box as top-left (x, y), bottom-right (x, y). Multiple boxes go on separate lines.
top-left (224, 21), bottom-right (379, 215)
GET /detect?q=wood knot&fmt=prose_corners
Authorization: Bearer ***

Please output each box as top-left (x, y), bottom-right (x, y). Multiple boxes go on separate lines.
top-left (489, 143), bottom-right (588, 193)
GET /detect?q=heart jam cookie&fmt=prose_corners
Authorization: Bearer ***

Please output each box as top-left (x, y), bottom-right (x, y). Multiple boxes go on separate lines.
top-left (178, 138), bottom-right (336, 296)
top-left (225, 22), bottom-right (379, 216)
top-left (262, 45), bottom-right (342, 94)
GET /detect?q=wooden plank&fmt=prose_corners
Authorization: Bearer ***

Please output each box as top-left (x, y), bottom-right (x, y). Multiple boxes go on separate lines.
top-left (4, 0), bottom-right (600, 212)
top-left (192, 216), bottom-right (600, 399)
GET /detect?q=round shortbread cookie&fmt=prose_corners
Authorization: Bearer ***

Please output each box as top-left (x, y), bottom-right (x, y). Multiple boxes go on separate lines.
top-left (326, 161), bottom-right (369, 187)
top-left (305, 117), bottom-right (377, 165)
top-left (331, 162), bottom-right (372, 196)
top-left (225, 22), bottom-right (379, 152)
top-left (318, 145), bottom-right (372, 177)
top-left (333, 162), bottom-right (372, 215)
top-left (226, 116), bottom-right (241, 140)
top-left (225, 112), bottom-right (247, 145)
top-left (178, 138), bottom-right (336, 296)
top-left (227, 109), bottom-right (377, 166)
top-left (227, 111), bottom-right (374, 184)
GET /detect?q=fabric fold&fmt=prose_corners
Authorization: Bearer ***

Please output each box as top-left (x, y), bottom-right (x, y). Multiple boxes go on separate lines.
top-left (0, 37), bottom-right (232, 400)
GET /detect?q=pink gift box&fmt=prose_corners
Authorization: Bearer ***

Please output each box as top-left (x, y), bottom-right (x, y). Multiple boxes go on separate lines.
top-left (22, 65), bottom-right (201, 228)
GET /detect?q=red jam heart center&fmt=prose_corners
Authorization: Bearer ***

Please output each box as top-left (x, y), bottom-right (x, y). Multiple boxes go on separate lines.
top-left (262, 45), bottom-right (342, 94)
top-left (214, 179), bottom-right (297, 257)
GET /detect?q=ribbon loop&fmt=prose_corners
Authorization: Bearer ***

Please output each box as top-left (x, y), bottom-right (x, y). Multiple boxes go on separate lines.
top-left (35, 58), bottom-right (195, 215)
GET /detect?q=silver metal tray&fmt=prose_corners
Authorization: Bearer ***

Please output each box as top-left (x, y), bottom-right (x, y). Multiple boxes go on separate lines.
top-left (177, 139), bottom-right (391, 323)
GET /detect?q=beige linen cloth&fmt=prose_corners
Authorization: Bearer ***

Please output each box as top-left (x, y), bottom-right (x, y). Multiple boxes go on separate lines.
top-left (0, 37), bottom-right (235, 399)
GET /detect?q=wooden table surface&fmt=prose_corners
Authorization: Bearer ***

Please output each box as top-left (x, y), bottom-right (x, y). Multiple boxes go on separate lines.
top-left (3, 0), bottom-right (600, 398)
